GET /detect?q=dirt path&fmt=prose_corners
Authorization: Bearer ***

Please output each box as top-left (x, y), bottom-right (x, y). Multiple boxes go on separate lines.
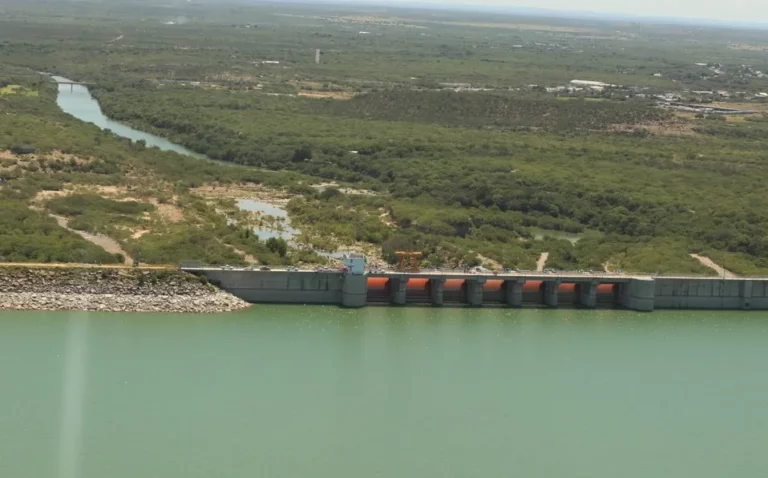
top-left (536, 252), bottom-right (549, 272)
top-left (52, 215), bottom-right (133, 264)
top-left (477, 254), bottom-right (503, 271)
top-left (131, 229), bottom-right (150, 239)
top-left (690, 254), bottom-right (737, 278)
top-left (230, 246), bottom-right (259, 265)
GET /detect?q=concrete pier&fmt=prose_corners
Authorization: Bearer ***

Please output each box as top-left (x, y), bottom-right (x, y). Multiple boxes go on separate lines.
top-left (504, 280), bottom-right (523, 307)
top-left (465, 278), bottom-right (486, 307)
top-left (543, 281), bottom-right (559, 308)
top-left (577, 282), bottom-right (598, 308)
top-left (390, 277), bottom-right (408, 306)
top-left (181, 266), bottom-right (768, 312)
top-left (429, 278), bottom-right (446, 306)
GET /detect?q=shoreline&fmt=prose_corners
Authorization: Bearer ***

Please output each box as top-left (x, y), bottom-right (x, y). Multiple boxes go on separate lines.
top-left (0, 266), bottom-right (249, 314)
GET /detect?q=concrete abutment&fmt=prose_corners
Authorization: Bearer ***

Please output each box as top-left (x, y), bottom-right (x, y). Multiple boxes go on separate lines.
top-left (342, 274), bottom-right (367, 308)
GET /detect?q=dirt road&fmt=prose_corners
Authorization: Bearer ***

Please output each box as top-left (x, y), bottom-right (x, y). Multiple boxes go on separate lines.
top-left (536, 252), bottom-right (549, 272)
top-left (690, 254), bottom-right (737, 278)
top-left (51, 214), bottom-right (133, 264)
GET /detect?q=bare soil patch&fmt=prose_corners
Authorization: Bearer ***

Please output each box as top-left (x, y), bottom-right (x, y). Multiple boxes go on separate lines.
top-left (51, 214), bottom-right (132, 264)
top-left (299, 90), bottom-right (355, 100)
top-left (192, 183), bottom-right (292, 205)
top-left (537, 252), bottom-right (549, 272)
top-left (154, 201), bottom-right (184, 223)
top-left (311, 182), bottom-right (378, 196)
top-left (610, 118), bottom-right (698, 136)
top-left (711, 102), bottom-right (768, 113)
top-left (690, 254), bottom-right (737, 278)
top-left (728, 43), bottom-right (768, 52)
top-left (0, 150), bottom-right (91, 164)
top-left (478, 254), bottom-right (503, 271)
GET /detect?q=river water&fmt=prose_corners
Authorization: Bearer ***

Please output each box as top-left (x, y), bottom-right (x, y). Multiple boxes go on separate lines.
top-left (52, 77), bottom-right (204, 158)
top-left (1, 307), bottom-right (767, 478)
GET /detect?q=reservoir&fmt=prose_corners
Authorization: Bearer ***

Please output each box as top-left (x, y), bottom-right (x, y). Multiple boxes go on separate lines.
top-left (1, 307), bottom-right (767, 478)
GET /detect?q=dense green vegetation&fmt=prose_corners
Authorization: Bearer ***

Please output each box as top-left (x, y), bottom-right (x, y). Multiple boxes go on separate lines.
top-left (320, 90), bottom-right (671, 130)
top-left (2, 0), bottom-right (768, 273)
top-left (47, 194), bottom-right (155, 234)
top-left (0, 201), bottom-right (119, 263)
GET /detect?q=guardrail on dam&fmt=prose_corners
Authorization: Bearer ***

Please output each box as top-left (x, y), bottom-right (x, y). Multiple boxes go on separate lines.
top-left (181, 266), bottom-right (768, 311)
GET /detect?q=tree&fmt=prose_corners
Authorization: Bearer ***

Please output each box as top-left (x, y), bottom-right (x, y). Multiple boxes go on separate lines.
top-left (265, 237), bottom-right (288, 257)
top-left (319, 187), bottom-right (342, 200)
top-left (291, 147), bottom-right (312, 162)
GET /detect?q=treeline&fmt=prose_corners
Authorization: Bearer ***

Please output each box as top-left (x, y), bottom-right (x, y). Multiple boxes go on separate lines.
top-left (319, 90), bottom-right (672, 130)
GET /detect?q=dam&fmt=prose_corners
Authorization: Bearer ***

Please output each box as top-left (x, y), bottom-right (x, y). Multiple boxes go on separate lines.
top-left (181, 263), bottom-right (768, 312)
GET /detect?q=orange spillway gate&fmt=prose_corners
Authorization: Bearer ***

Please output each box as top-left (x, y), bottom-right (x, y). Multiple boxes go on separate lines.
top-left (395, 251), bottom-right (422, 272)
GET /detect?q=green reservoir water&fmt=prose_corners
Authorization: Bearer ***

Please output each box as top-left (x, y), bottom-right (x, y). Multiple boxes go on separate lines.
top-left (1, 307), bottom-right (767, 478)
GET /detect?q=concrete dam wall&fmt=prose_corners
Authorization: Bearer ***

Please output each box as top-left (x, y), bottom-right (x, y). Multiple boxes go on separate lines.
top-left (193, 269), bottom-right (367, 308)
top-left (654, 278), bottom-right (768, 310)
top-left (185, 267), bottom-right (768, 312)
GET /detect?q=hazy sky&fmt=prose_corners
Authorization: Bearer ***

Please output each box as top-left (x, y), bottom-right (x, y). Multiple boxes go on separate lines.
top-left (391, 0), bottom-right (766, 24)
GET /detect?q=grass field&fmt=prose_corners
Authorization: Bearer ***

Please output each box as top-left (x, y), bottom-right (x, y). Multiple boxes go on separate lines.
top-left (0, 84), bottom-right (38, 96)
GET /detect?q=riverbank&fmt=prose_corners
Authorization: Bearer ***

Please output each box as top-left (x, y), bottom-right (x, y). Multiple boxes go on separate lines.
top-left (0, 266), bottom-right (249, 313)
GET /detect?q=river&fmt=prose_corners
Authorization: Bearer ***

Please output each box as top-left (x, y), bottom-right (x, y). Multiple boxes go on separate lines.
top-left (1, 307), bottom-right (767, 477)
top-left (52, 76), bottom-right (204, 158)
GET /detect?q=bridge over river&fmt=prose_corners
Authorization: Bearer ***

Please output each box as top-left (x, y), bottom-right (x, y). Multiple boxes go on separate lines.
top-left (181, 266), bottom-right (768, 312)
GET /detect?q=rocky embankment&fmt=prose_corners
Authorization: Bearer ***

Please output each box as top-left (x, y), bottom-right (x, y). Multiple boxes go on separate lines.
top-left (0, 267), bottom-right (249, 313)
